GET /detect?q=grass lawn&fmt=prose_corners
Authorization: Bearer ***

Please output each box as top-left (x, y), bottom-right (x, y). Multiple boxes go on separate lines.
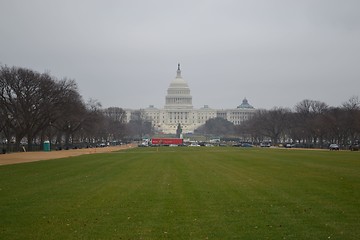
top-left (0, 147), bottom-right (359, 239)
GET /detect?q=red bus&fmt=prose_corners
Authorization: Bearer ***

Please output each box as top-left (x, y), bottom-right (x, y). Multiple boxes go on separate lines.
top-left (151, 138), bottom-right (183, 145)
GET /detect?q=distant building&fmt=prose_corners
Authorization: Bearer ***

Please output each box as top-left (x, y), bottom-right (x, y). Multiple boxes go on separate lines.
top-left (125, 64), bottom-right (255, 134)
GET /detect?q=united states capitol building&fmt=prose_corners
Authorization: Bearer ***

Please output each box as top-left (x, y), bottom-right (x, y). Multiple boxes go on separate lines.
top-left (125, 64), bottom-right (256, 134)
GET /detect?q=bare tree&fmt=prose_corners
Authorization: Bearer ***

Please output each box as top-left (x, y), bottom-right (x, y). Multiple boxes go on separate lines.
top-left (0, 65), bottom-right (86, 151)
top-left (342, 96), bottom-right (360, 145)
top-left (126, 110), bottom-right (153, 139)
top-left (294, 99), bottom-right (328, 147)
top-left (0, 66), bottom-right (48, 150)
top-left (235, 118), bottom-right (262, 143)
top-left (259, 108), bottom-right (290, 145)
top-left (80, 99), bottom-right (106, 144)
top-left (103, 107), bottom-right (127, 142)
top-left (50, 84), bottom-right (86, 148)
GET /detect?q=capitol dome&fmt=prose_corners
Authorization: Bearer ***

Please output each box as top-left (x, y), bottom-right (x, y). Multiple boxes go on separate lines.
top-left (169, 65), bottom-right (189, 87)
top-left (164, 64), bottom-right (193, 109)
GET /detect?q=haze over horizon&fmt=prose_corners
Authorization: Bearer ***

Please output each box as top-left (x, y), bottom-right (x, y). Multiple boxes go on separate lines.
top-left (1, 0), bottom-right (359, 110)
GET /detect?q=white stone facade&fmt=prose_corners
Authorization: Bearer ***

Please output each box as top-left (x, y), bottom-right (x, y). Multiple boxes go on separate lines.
top-left (125, 64), bottom-right (256, 134)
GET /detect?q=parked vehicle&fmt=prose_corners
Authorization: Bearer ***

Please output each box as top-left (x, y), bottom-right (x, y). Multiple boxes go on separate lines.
top-left (260, 142), bottom-right (271, 147)
top-left (189, 143), bottom-right (200, 147)
top-left (329, 144), bottom-right (339, 150)
top-left (285, 143), bottom-right (295, 148)
top-left (241, 143), bottom-right (253, 147)
top-left (349, 144), bottom-right (359, 151)
top-left (138, 142), bottom-right (148, 147)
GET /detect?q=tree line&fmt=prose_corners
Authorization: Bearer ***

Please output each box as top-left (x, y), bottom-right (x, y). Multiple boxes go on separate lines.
top-left (0, 65), bottom-right (152, 152)
top-left (197, 98), bottom-right (360, 148)
top-left (240, 98), bottom-right (360, 148)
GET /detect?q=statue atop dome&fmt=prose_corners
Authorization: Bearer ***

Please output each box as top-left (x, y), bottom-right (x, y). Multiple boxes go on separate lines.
top-left (176, 63), bottom-right (182, 78)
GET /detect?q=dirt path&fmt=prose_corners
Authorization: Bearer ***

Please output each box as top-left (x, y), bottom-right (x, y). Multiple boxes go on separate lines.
top-left (0, 144), bottom-right (136, 166)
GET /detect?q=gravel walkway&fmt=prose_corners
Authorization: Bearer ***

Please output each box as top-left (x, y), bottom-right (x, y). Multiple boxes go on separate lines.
top-left (0, 144), bottom-right (136, 166)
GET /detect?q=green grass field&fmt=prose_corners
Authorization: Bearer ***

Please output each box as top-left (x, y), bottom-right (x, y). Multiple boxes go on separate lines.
top-left (1, 147), bottom-right (359, 239)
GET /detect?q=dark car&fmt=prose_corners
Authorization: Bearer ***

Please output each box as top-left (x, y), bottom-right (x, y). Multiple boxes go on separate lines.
top-left (241, 143), bottom-right (253, 147)
top-left (349, 144), bottom-right (359, 151)
top-left (329, 144), bottom-right (339, 150)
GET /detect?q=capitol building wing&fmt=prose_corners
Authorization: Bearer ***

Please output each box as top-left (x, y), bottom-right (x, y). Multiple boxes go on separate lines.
top-left (126, 64), bottom-right (255, 134)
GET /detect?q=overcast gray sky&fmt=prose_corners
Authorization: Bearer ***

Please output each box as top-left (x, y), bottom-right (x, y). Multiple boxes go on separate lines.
top-left (1, 0), bottom-right (359, 110)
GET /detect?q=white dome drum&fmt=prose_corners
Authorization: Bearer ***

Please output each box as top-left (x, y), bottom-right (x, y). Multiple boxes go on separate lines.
top-left (165, 64), bottom-right (193, 109)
